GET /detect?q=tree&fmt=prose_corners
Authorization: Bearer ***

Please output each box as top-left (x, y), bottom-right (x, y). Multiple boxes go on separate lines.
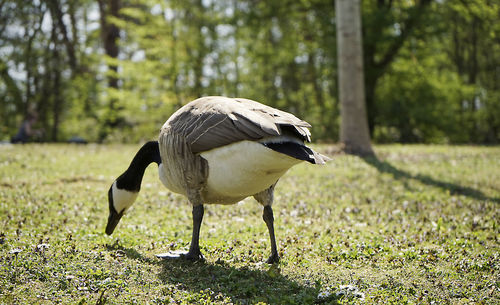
top-left (2, 0), bottom-right (497, 144)
top-left (98, 0), bottom-right (122, 141)
top-left (0, 0), bottom-right (100, 142)
top-left (444, 0), bottom-right (500, 143)
top-left (363, 0), bottom-right (432, 136)
top-left (335, 0), bottom-right (373, 155)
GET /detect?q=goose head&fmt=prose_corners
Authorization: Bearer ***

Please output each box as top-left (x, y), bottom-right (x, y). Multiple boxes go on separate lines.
top-left (105, 181), bottom-right (138, 235)
top-left (105, 141), bottom-right (160, 235)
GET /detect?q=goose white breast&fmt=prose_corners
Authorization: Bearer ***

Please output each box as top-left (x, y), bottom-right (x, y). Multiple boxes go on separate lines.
top-left (199, 140), bottom-right (302, 204)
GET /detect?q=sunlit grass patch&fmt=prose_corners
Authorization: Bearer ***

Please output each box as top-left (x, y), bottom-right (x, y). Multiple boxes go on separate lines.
top-left (0, 144), bottom-right (498, 304)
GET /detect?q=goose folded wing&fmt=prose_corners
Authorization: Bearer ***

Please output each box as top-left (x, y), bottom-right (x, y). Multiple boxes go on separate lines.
top-left (183, 97), bottom-right (312, 153)
top-left (234, 98), bottom-right (312, 142)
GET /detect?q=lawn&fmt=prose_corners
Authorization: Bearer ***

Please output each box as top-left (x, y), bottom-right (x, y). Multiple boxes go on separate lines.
top-left (0, 144), bottom-right (498, 304)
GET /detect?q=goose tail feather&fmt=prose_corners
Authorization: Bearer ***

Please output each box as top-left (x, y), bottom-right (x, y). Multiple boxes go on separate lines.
top-left (262, 142), bottom-right (330, 164)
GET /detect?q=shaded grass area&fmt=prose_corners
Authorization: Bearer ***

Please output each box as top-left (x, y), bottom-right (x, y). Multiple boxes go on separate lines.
top-left (0, 144), bottom-right (498, 304)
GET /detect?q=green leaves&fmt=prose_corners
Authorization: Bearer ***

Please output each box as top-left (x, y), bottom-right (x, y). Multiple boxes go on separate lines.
top-left (1, 0), bottom-right (499, 143)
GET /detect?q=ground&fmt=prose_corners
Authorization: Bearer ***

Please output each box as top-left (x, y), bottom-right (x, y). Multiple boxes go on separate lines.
top-left (0, 144), bottom-right (498, 304)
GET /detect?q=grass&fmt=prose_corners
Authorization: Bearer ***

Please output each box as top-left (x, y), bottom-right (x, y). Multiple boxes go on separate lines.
top-left (0, 143), bottom-right (498, 304)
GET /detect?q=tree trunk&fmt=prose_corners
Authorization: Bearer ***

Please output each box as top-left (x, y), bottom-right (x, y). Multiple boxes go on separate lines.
top-left (98, 0), bottom-right (120, 88)
top-left (48, 0), bottom-right (77, 71)
top-left (50, 22), bottom-right (62, 142)
top-left (365, 75), bottom-right (379, 136)
top-left (52, 53), bottom-right (62, 142)
top-left (98, 0), bottom-right (121, 141)
top-left (335, 0), bottom-right (374, 156)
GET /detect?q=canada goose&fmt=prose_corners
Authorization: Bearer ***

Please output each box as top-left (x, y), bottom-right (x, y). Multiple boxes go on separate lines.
top-left (105, 96), bottom-right (328, 263)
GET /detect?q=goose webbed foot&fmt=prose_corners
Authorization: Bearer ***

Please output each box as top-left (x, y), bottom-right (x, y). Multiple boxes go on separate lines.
top-left (266, 252), bottom-right (280, 264)
top-left (156, 250), bottom-right (204, 261)
top-left (183, 249), bottom-right (204, 261)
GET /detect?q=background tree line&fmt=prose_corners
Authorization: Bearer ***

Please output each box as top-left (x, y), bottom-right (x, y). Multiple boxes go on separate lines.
top-left (1, 0), bottom-right (499, 144)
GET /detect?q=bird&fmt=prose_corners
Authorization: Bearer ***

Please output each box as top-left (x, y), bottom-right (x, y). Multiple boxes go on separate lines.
top-left (105, 96), bottom-right (329, 264)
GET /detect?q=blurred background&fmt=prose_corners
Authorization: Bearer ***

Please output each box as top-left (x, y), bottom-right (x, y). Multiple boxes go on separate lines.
top-left (0, 0), bottom-right (499, 144)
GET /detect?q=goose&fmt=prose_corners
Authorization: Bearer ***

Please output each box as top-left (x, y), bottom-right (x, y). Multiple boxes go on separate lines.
top-left (105, 96), bottom-right (329, 263)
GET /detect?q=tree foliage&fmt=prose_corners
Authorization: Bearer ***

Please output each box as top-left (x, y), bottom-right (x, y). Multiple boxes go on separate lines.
top-left (0, 0), bottom-right (499, 143)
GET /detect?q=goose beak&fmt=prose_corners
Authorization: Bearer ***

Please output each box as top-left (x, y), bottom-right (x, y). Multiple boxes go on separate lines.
top-left (106, 209), bottom-right (123, 235)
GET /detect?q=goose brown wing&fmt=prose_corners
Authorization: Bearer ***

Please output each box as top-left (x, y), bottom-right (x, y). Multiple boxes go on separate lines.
top-left (163, 96), bottom-right (312, 154)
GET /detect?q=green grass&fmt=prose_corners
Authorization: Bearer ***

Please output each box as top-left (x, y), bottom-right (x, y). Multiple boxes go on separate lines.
top-left (0, 144), bottom-right (498, 304)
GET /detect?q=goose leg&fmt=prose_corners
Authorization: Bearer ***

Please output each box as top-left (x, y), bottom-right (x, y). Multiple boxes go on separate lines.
top-left (254, 184), bottom-right (280, 264)
top-left (156, 204), bottom-right (204, 261)
top-left (185, 204), bottom-right (204, 260)
top-left (263, 205), bottom-right (279, 264)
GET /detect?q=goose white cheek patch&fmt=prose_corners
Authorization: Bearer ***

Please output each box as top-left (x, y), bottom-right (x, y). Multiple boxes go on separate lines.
top-left (112, 181), bottom-right (139, 214)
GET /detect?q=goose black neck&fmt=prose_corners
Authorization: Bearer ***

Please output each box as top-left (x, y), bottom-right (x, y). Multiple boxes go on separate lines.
top-left (116, 141), bottom-right (161, 192)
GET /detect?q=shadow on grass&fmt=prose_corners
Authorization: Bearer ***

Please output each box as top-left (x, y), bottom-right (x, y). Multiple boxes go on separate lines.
top-left (105, 243), bottom-right (333, 304)
top-left (363, 156), bottom-right (500, 204)
top-left (157, 258), bottom-right (327, 304)
top-left (105, 242), bottom-right (161, 265)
